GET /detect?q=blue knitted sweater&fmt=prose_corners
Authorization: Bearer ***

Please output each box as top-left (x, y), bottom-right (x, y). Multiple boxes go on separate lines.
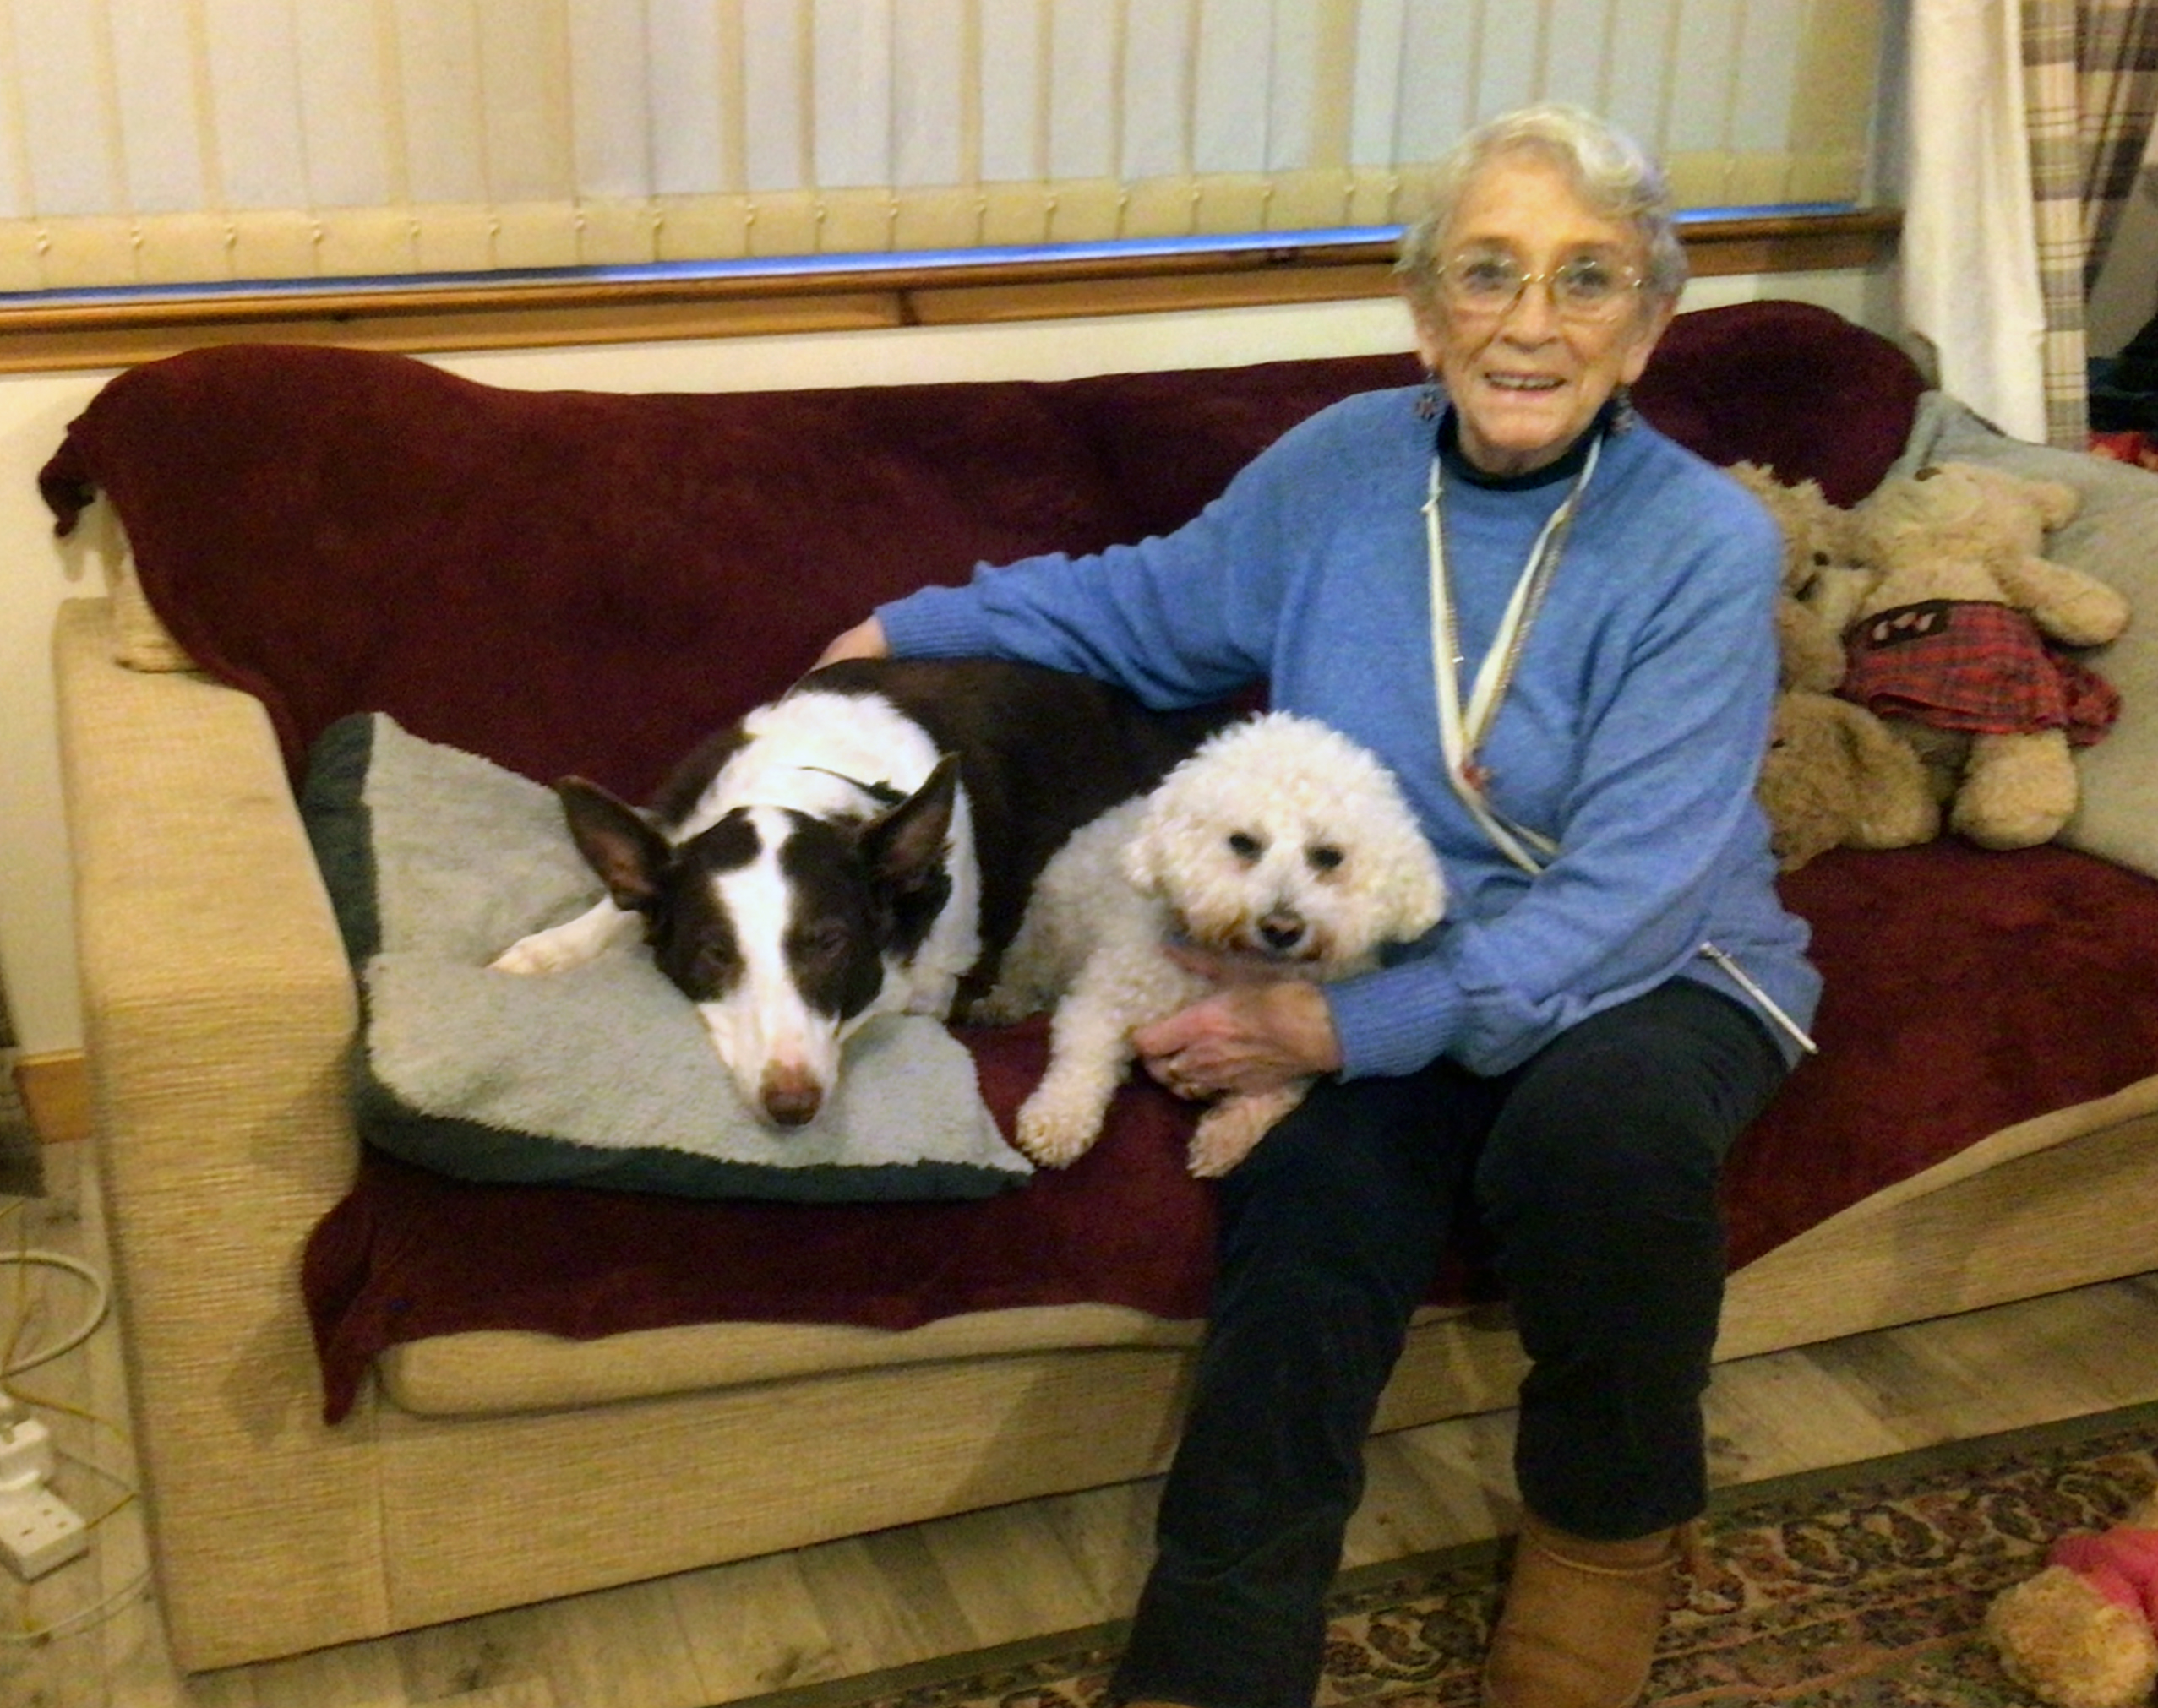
top-left (877, 385), bottom-right (1820, 1075)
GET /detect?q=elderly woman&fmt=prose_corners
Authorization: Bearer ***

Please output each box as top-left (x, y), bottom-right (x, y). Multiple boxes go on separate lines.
top-left (820, 105), bottom-right (1817, 1708)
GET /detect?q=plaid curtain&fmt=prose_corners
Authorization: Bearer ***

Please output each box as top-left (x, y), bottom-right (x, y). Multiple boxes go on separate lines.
top-left (2022, 0), bottom-right (2158, 447)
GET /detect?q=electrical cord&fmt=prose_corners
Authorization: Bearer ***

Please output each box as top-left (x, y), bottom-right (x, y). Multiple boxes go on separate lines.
top-left (0, 1421), bottom-right (149, 1646)
top-left (0, 1250), bottom-right (108, 1377)
top-left (0, 1197), bottom-right (145, 1643)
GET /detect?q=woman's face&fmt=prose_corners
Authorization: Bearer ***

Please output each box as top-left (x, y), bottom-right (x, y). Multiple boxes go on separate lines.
top-left (1414, 155), bottom-right (1673, 477)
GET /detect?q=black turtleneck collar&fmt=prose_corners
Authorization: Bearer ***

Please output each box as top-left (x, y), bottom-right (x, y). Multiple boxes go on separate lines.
top-left (1435, 398), bottom-right (1621, 491)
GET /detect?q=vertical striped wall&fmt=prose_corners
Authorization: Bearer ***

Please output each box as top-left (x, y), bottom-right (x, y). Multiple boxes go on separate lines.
top-left (0, 0), bottom-right (1884, 293)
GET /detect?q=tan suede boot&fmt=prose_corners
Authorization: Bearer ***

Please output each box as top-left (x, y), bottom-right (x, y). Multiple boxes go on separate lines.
top-left (1480, 1512), bottom-right (1694, 1708)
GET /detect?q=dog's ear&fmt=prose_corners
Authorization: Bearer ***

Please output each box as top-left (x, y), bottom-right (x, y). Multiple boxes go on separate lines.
top-left (862, 755), bottom-right (957, 895)
top-left (1364, 816), bottom-right (1446, 943)
top-left (558, 778), bottom-right (672, 911)
top-left (1121, 799), bottom-right (1170, 896)
top-left (1382, 853), bottom-right (1447, 941)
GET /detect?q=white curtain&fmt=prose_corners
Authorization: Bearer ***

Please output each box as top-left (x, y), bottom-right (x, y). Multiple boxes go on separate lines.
top-left (0, 0), bottom-right (1888, 295)
top-left (1902, 0), bottom-right (2052, 443)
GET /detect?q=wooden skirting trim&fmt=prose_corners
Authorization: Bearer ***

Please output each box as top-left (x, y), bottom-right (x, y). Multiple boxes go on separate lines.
top-left (0, 210), bottom-right (1898, 373)
top-left (12, 1052), bottom-right (89, 1146)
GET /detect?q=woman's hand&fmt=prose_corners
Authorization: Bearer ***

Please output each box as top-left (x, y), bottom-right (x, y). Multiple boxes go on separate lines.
top-left (815, 617), bottom-right (891, 667)
top-left (1133, 947), bottom-right (1343, 1101)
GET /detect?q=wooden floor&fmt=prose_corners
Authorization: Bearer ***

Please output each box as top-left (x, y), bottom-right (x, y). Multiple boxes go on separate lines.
top-left (13, 1137), bottom-right (2158, 1708)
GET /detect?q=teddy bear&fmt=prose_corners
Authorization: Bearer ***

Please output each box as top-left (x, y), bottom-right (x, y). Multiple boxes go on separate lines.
top-left (1839, 460), bottom-right (2132, 850)
top-left (1755, 687), bottom-right (1939, 871)
top-left (1728, 460), bottom-right (1871, 693)
top-left (1985, 1488), bottom-right (2158, 1708)
top-left (1725, 461), bottom-right (1937, 869)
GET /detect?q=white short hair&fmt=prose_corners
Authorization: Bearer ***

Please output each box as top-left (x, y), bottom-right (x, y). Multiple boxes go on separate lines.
top-left (1395, 105), bottom-right (1687, 322)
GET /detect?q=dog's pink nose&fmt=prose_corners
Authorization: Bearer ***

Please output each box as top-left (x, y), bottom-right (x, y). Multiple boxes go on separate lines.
top-left (760, 1066), bottom-right (824, 1127)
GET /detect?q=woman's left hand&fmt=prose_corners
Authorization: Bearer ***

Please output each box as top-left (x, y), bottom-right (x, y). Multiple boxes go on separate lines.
top-left (1133, 947), bottom-right (1343, 1100)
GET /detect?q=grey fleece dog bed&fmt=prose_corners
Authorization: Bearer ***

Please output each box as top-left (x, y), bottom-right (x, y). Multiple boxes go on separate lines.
top-left (299, 713), bottom-right (1031, 1201)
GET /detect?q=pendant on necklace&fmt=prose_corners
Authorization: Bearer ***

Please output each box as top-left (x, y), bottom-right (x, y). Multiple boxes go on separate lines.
top-left (1462, 759), bottom-right (1494, 794)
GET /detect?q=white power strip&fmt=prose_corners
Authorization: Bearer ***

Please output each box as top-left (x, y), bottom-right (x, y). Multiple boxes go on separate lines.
top-left (0, 1411), bottom-right (89, 1580)
top-left (0, 1485), bottom-right (86, 1580)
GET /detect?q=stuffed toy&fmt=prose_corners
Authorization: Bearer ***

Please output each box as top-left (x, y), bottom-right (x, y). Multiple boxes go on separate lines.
top-left (1840, 460), bottom-right (2132, 850)
top-left (1756, 688), bottom-right (1938, 870)
top-left (1985, 1489), bottom-right (2158, 1708)
top-left (1728, 460), bottom-right (1869, 693)
top-left (1725, 462), bottom-right (1936, 869)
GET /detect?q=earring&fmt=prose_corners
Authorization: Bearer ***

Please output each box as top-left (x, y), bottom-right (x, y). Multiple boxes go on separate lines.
top-left (1415, 373), bottom-right (1441, 422)
top-left (1609, 383), bottom-right (1637, 436)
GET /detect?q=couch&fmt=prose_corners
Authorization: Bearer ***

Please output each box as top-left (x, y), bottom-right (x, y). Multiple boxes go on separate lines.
top-left (43, 299), bottom-right (2158, 1672)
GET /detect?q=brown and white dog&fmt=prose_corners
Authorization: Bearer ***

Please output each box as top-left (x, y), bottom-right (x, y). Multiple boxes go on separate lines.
top-left (491, 658), bottom-right (1227, 1127)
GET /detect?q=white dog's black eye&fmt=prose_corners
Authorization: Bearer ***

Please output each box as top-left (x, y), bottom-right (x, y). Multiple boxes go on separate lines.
top-left (1306, 844), bottom-right (1345, 873)
top-left (1227, 831), bottom-right (1263, 862)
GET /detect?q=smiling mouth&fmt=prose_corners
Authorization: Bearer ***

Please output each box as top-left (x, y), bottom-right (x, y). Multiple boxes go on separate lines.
top-left (1488, 373), bottom-right (1565, 393)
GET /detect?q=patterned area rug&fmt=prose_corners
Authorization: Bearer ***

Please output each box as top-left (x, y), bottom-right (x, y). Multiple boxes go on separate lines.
top-left (771, 1401), bottom-right (2158, 1708)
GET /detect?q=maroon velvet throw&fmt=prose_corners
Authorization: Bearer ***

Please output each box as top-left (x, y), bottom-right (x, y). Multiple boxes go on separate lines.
top-left (41, 343), bottom-right (1419, 796)
top-left (298, 840), bottom-right (2158, 1422)
top-left (44, 298), bottom-right (2150, 1425)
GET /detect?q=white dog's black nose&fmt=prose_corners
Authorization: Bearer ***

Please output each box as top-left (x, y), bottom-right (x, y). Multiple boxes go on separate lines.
top-left (1258, 913), bottom-right (1306, 953)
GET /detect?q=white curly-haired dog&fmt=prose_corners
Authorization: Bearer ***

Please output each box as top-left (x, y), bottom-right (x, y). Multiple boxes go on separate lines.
top-left (976, 711), bottom-right (1446, 1177)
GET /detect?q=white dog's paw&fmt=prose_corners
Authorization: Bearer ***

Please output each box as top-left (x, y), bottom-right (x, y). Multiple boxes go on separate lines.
top-left (1187, 1086), bottom-right (1306, 1178)
top-left (962, 983), bottom-right (1044, 1027)
top-left (899, 972), bottom-right (962, 1018)
top-left (1015, 1085), bottom-right (1110, 1168)
top-left (488, 928), bottom-right (587, 976)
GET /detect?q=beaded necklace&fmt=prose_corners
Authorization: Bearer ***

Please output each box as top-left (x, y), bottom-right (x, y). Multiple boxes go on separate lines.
top-left (1420, 415), bottom-right (1818, 1054)
top-left (1423, 430), bottom-right (1600, 877)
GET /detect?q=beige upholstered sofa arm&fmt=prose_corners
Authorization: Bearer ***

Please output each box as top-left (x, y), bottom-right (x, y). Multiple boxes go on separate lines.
top-left (52, 597), bottom-right (389, 1667)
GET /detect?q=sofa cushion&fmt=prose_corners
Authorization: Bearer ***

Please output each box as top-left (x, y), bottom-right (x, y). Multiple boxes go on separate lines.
top-left (304, 1040), bottom-right (1229, 1422)
top-left (1632, 297), bottom-right (1929, 508)
top-left (300, 710), bottom-right (1032, 1202)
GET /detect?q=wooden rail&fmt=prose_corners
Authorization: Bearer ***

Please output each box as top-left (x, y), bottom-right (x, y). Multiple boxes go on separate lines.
top-left (0, 210), bottom-right (1897, 372)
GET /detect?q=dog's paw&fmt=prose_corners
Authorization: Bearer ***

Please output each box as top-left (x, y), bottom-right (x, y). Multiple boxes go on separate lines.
top-left (1187, 1089), bottom-right (1304, 1178)
top-left (488, 901), bottom-right (635, 975)
top-left (894, 967), bottom-right (966, 1018)
top-left (1015, 1090), bottom-right (1108, 1169)
top-left (488, 931), bottom-right (582, 976)
top-left (960, 985), bottom-right (1043, 1028)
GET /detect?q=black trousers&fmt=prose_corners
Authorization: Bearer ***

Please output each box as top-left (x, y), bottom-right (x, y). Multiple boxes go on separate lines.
top-left (1109, 980), bottom-right (1790, 1708)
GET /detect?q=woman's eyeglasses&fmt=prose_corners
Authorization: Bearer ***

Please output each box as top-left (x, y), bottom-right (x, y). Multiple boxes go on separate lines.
top-left (1436, 251), bottom-right (1645, 322)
